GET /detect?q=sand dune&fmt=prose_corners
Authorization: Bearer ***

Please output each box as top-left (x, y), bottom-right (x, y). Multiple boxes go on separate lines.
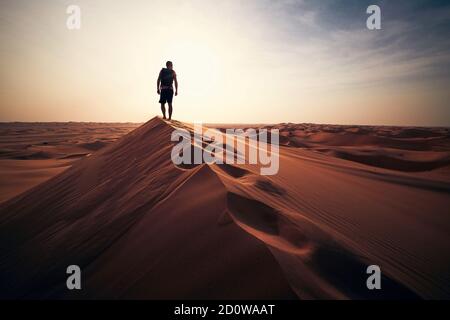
top-left (0, 117), bottom-right (449, 299)
top-left (0, 122), bottom-right (139, 203)
top-left (269, 123), bottom-right (450, 173)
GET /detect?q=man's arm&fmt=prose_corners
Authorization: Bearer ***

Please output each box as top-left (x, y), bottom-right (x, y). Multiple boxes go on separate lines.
top-left (157, 71), bottom-right (161, 94)
top-left (173, 71), bottom-right (178, 96)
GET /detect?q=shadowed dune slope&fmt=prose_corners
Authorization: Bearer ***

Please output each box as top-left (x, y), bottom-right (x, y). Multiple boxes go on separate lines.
top-left (0, 118), bottom-right (295, 299)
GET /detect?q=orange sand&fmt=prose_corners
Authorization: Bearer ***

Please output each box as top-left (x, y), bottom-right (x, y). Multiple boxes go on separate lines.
top-left (0, 118), bottom-right (449, 299)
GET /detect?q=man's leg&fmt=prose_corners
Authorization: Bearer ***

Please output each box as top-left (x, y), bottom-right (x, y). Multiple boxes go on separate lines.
top-left (161, 103), bottom-right (166, 119)
top-left (168, 103), bottom-right (173, 120)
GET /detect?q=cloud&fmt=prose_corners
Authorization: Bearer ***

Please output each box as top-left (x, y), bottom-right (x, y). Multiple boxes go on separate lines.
top-left (252, 0), bottom-right (450, 89)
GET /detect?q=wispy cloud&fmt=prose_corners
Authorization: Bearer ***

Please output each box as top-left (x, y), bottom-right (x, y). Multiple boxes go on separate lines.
top-left (252, 0), bottom-right (450, 89)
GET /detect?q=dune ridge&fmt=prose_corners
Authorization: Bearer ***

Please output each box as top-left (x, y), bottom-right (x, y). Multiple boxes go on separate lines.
top-left (0, 117), bottom-right (449, 299)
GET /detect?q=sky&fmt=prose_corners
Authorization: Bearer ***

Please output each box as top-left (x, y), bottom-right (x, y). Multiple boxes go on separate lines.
top-left (0, 0), bottom-right (449, 126)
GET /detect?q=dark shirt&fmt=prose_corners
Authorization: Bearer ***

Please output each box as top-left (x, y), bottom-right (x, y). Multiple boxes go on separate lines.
top-left (159, 68), bottom-right (176, 89)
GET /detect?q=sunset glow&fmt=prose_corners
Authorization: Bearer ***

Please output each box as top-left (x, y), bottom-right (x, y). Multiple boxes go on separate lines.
top-left (1, 0), bottom-right (449, 125)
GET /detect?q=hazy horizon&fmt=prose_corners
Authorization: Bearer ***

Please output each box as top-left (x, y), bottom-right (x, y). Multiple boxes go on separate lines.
top-left (1, 0), bottom-right (449, 126)
top-left (2, 117), bottom-right (450, 128)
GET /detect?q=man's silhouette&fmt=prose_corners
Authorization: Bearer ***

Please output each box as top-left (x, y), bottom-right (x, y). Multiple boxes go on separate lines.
top-left (157, 61), bottom-right (178, 120)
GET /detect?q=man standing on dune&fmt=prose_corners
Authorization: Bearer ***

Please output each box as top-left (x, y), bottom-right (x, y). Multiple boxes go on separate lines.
top-left (157, 61), bottom-right (178, 120)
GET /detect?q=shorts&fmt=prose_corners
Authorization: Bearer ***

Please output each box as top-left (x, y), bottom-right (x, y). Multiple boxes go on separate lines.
top-left (159, 88), bottom-right (174, 104)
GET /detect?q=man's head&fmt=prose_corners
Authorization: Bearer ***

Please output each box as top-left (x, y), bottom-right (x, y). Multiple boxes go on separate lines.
top-left (166, 61), bottom-right (173, 69)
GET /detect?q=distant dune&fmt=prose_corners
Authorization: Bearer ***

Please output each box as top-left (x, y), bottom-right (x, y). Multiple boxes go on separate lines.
top-left (0, 118), bottom-right (449, 299)
top-left (0, 122), bottom-right (140, 202)
top-left (268, 123), bottom-right (450, 174)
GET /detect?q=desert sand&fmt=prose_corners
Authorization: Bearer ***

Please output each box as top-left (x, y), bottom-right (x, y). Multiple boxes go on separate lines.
top-left (0, 122), bottom-right (139, 203)
top-left (0, 117), bottom-right (449, 299)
